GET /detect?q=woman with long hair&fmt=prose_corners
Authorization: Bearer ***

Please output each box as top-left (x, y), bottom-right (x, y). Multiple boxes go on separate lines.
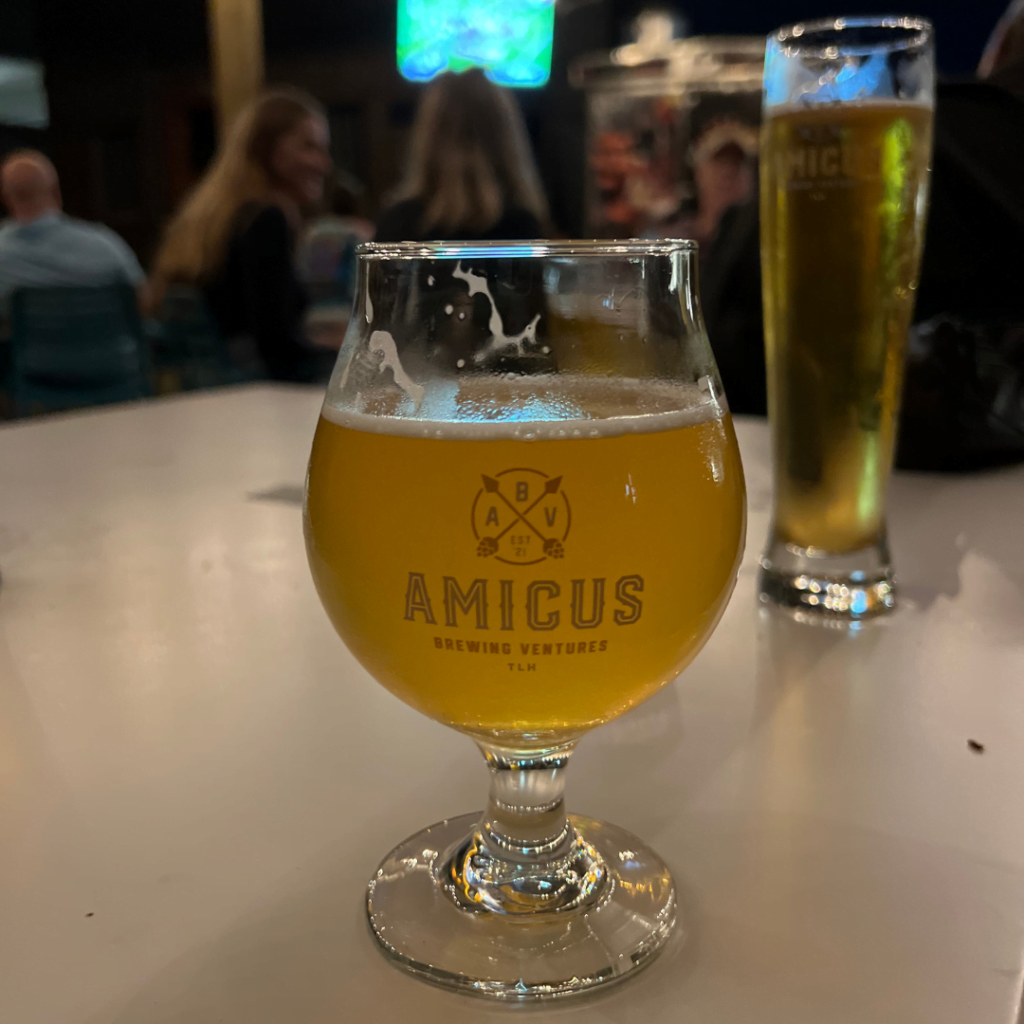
top-left (375, 69), bottom-right (549, 242)
top-left (150, 88), bottom-right (332, 381)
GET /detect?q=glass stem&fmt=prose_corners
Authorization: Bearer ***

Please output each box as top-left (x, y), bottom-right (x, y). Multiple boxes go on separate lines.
top-left (440, 742), bottom-right (606, 916)
top-left (481, 742), bottom-right (576, 865)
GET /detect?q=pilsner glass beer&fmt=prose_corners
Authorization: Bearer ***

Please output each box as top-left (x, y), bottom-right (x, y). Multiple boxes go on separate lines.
top-left (304, 242), bottom-right (746, 999)
top-left (759, 17), bottom-right (934, 619)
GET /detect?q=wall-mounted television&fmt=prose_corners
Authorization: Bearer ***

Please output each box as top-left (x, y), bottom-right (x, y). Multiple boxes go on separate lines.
top-left (398, 0), bottom-right (555, 88)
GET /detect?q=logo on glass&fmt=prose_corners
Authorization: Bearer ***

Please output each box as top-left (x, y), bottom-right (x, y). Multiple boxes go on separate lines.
top-left (472, 468), bottom-right (572, 565)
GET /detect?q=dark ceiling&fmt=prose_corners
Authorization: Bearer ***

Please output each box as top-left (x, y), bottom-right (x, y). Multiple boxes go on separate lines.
top-left (30, 0), bottom-right (394, 63)
top-left (9, 0), bottom-right (1012, 73)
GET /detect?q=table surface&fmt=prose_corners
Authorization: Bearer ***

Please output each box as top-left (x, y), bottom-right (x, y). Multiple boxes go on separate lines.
top-left (2, 385), bottom-right (1024, 1024)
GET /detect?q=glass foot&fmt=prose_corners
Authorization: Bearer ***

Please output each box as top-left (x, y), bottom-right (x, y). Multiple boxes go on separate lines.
top-left (758, 534), bottom-right (896, 621)
top-left (366, 812), bottom-right (678, 1001)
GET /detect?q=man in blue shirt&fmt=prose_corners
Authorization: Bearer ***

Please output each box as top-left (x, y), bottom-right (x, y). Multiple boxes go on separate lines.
top-left (0, 150), bottom-right (145, 307)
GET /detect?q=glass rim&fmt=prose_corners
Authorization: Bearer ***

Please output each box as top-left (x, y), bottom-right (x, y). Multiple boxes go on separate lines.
top-left (769, 15), bottom-right (933, 57)
top-left (356, 239), bottom-right (698, 260)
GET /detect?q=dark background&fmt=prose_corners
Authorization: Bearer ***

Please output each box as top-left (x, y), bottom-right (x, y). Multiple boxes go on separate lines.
top-left (0, 0), bottom-right (1010, 256)
top-left (5, 0), bottom-right (1004, 70)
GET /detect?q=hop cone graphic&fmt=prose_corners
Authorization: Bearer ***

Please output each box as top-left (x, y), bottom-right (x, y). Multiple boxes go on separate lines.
top-left (543, 538), bottom-right (564, 559)
top-left (477, 537), bottom-right (499, 557)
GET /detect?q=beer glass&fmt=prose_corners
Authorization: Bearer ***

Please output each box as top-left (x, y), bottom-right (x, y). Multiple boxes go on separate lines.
top-left (759, 17), bottom-right (934, 619)
top-left (304, 241), bottom-right (746, 999)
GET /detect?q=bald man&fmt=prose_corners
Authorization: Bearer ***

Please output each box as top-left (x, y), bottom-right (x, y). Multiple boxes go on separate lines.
top-left (0, 150), bottom-right (144, 306)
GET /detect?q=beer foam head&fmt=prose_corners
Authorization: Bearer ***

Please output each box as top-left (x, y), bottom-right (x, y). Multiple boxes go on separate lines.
top-left (321, 374), bottom-right (726, 440)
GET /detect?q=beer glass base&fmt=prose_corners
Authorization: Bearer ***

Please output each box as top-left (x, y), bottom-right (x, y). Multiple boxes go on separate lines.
top-left (758, 537), bottom-right (896, 621)
top-left (366, 812), bottom-right (678, 1001)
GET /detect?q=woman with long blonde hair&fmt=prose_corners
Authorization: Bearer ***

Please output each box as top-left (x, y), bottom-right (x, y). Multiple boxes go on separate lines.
top-left (375, 69), bottom-right (549, 241)
top-left (151, 88), bottom-right (332, 381)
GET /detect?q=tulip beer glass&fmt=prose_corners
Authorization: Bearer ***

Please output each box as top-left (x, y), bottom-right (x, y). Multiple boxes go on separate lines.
top-left (304, 241), bottom-right (746, 998)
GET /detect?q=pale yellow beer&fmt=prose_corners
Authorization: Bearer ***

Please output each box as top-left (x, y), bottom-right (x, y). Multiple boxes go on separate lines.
top-left (761, 101), bottom-right (932, 553)
top-left (305, 378), bottom-right (745, 742)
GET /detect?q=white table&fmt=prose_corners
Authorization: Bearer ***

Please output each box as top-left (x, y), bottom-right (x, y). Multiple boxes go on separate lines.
top-left (2, 385), bottom-right (1024, 1024)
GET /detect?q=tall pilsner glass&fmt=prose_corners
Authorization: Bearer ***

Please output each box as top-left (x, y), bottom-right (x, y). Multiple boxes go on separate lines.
top-left (304, 241), bottom-right (746, 999)
top-left (759, 17), bottom-right (934, 619)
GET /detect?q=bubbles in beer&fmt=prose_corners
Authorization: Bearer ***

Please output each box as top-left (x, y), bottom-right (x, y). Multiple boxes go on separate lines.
top-left (322, 374), bottom-right (726, 441)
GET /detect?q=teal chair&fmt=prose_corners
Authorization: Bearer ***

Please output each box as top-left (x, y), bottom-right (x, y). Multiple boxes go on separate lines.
top-left (9, 285), bottom-right (149, 415)
top-left (151, 285), bottom-right (243, 391)
top-left (151, 286), bottom-right (270, 389)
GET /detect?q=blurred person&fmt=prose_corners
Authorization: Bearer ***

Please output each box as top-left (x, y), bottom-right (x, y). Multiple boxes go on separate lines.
top-left (307, 170), bottom-right (374, 244)
top-left (898, 0), bottom-right (1024, 468)
top-left (150, 88), bottom-right (333, 382)
top-left (685, 122), bottom-right (757, 250)
top-left (590, 130), bottom-right (649, 236)
top-left (698, 195), bottom-right (765, 416)
top-left (299, 172), bottom-right (375, 349)
top-left (670, 121), bottom-right (763, 415)
top-left (374, 70), bottom-right (551, 378)
top-left (375, 68), bottom-right (548, 242)
top-left (655, 121), bottom-right (757, 248)
top-left (912, 1), bottom-right (1024, 326)
top-left (299, 171), bottom-right (374, 303)
top-left (0, 150), bottom-right (144, 308)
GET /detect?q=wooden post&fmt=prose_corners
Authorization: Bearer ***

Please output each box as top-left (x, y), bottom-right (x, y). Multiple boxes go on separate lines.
top-left (207, 0), bottom-right (265, 137)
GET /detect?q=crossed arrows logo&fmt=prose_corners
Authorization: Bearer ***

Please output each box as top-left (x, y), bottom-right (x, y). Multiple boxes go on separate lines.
top-left (471, 469), bottom-right (571, 566)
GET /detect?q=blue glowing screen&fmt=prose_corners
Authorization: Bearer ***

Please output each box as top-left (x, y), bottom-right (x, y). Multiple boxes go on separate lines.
top-left (397, 0), bottom-right (555, 88)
